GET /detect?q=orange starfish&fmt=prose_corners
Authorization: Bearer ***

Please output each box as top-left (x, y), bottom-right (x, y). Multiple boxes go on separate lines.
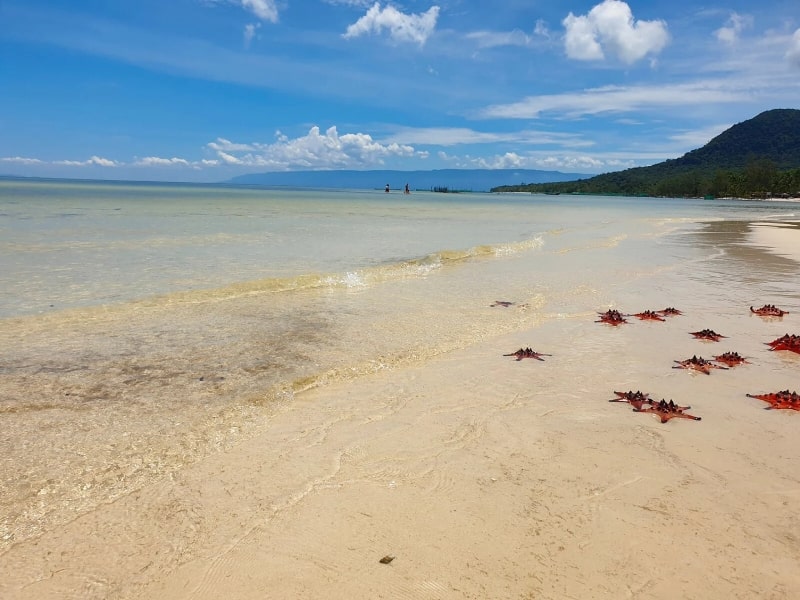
top-left (766, 334), bottom-right (800, 354)
top-left (712, 352), bottom-right (750, 367)
top-left (673, 355), bottom-right (728, 375)
top-left (596, 309), bottom-right (628, 326)
top-left (690, 329), bottom-right (726, 342)
top-left (633, 399), bottom-right (701, 423)
top-left (632, 310), bottom-right (666, 322)
top-left (750, 304), bottom-right (788, 317)
top-left (746, 390), bottom-right (800, 411)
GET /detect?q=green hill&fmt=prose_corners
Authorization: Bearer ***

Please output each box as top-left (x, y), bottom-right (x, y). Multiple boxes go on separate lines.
top-left (492, 109), bottom-right (800, 197)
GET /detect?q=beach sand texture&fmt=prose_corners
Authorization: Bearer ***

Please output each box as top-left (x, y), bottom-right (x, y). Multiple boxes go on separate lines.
top-left (1, 189), bottom-right (799, 599)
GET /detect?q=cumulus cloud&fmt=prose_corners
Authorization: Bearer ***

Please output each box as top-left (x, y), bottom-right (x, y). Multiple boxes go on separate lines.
top-left (787, 28), bottom-right (800, 67)
top-left (715, 13), bottom-right (752, 44)
top-left (343, 2), bottom-right (440, 45)
top-left (240, 0), bottom-right (278, 23)
top-left (563, 0), bottom-right (669, 64)
top-left (206, 126), bottom-right (415, 170)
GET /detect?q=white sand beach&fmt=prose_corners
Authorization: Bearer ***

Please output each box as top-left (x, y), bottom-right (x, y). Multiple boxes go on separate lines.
top-left (2, 227), bottom-right (799, 600)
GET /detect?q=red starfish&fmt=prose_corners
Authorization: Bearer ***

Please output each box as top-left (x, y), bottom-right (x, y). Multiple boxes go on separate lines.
top-left (673, 355), bottom-right (728, 375)
top-left (712, 352), bottom-right (750, 367)
top-left (503, 347), bottom-right (551, 361)
top-left (596, 309), bottom-right (628, 325)
top-left (609, 390), bottom-right (651, 404)
top-left (689, 329), bottom-right (726, 342)
top-left (746, 390), bottom-right (800, 411)
top-left (766, 334), bottom-right (800, 354)
top-left (657, 307), bottom-right (682, 316)
top-left (633, 399), bottom-right (701, 422)
top-left (632, 310), bottom-right (666, 322)
top-left (750, 304), bottom-right (788, 317)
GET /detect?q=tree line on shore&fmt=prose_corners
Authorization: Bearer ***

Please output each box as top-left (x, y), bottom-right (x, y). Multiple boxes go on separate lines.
top-left (493, 159), bottom-right (800, 199)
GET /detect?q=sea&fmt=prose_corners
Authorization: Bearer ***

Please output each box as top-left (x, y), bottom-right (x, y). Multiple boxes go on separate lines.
top-left (1, 177), bottom-right (799, 555)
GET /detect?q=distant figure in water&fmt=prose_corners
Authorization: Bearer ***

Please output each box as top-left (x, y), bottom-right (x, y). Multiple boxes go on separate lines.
top-left (385, 183), bottom-right (390, 193)
top-left (404, 183), bottom-right (410, 194)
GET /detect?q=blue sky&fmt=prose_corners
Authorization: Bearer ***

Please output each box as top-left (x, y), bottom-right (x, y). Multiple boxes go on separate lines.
top-left (2, 0), bottom-right (799, 182)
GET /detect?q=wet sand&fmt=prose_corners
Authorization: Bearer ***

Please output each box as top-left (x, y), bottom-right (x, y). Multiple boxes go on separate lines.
top-left (2, 221), bottom-right (799, 599)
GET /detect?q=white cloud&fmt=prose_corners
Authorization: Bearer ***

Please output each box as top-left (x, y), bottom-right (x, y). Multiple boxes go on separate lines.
top-left (715, 13), bottom-right (752, 44)
top-left (206, 126), bottom-right (415, 170)
top-left (477, 81), bottom-right (750, 119)
top-left (787, 28), bottom-right (800, 67)
top-left (53, 156), bottom-right (119, 167)
top-left (343, 2), bottom-right (440, 45)
top-left (207, 1), bottom-right (278, 23)
top-left (382, 126), bottom-right (591, 148)
top-left (324, 0), bottom-right (373, 6)
top-left (465, 152), bottom-right (613, 172)
top-left (534, 19), bottom-right (551, 39)
top-left (669, 123), bottom-right (732, 147)
top-left (0, 156), bottom-right (44, 165)
top-left (134, 157), bottom-right (192, 167)
top-left (240, 0), bottom-right (278, 23)
top-left (244, 22), bottom-right (260, 47)
top-left (466, 29), bottom-right (533, 49)
top-left (563, 0), bottom-right (669, 64)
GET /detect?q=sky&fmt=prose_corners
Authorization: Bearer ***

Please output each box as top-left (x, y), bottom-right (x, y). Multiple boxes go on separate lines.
top-left (1, 0), bottom-right (799, 183)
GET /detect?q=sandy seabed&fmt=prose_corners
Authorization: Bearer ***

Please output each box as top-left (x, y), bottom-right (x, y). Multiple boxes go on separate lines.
top-left (2, 226), bottom-right (799, 600)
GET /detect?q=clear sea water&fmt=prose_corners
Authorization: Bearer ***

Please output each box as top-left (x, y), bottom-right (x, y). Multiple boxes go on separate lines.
top-left (1, 177), bottom-right (799, 556)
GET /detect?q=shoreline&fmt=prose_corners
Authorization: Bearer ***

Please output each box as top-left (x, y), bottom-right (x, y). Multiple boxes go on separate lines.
top-left (1, 214), bottom-right (799, 599)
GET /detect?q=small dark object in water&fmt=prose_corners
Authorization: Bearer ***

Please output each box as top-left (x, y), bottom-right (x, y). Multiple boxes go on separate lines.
top-left (657, 307), bottom-right (682, 316)
top-left (491, 300), bottom-right (514, 307)
top-left (379, 555), bottom-right (395, 564)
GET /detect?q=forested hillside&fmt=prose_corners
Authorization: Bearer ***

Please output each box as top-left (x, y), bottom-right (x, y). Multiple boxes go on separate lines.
top-left (493, 109), bottom-right (800, 198)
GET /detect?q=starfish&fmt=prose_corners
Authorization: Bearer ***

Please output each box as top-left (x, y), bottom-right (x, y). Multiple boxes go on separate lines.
top-left (596, 309), bottom-right (629, 326)
top-left (610, 391), bottom-right (691, 412)
top-left (632, 310), bottom-right (666, 322)
top-left (633, 398), bottom-right (702, 423)
top-left (766, 334), bottom-right (800, 354)
top-left (746, 390), bottom-right (800, 411)
top-left (689, 329), bottom-right (726, 342)
top-left (503, 347), bottom-right (551, 361)
top-left (750, 304), bottom-right (789, 317)
top-left (673, 355), bottom-right (728, 375)
top-left (609, 390), bottom-right (651, 404)
top-left (657, 307), bottom-right (683, 316)
top-left (712, 351), bottom-right (750, 367)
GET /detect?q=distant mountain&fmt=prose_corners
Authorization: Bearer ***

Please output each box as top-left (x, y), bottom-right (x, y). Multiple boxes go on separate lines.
top-left (226, 168), bottom-right (590, 192)
top-left (492, 109), bottom-right (800, 197)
